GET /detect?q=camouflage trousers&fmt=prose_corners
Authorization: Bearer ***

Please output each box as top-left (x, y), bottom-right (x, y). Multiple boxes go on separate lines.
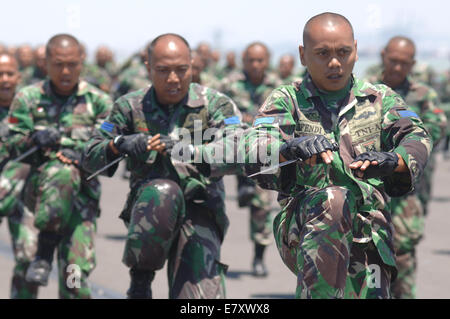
top-left (7, 207), bottom-right (40, 299)
top-left (236, 175), bottom-right (273, 246)
top-left (122, 178), bottom-right (228, 299)
top-left (390, 195), bottom-right (424, 299)
top-left (415, 154), bottom-right (436, 216)
top-left (274, 186), bottom-right (393, 299)
top-left (27, 159), bottom-right (99, 299)
top-left (0, 161), bottom-right (31, 217)
top-left (0, 161), bottom-right (40, 298)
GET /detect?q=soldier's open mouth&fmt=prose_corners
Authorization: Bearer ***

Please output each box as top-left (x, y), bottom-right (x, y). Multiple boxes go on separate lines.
top-left (167, 88), bottom-right (180, 95)
top-left (327, 74), bottom-right (342, 80)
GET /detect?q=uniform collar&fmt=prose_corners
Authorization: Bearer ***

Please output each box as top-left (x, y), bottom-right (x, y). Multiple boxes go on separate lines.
top-left (300, 72), bottom-right (374, 99)
top-left (242, 71), bottom-right (274, 87)
top-left (43, 79), bottom-right (88, 98)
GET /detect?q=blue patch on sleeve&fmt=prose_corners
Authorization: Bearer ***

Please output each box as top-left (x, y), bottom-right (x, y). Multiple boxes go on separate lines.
top-left (224, 116), bottom-right (240, 125)
top-left (100, 121), bottom-right (114, 132)
top-left (398, 110), bottom-right (419, 118)
top-left (254, 117), bottom-right (275, 126)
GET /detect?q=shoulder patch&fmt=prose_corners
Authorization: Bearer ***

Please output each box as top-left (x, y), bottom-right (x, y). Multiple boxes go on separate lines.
top-left (224, 116), bottom-right (240, 125)
top-left (398, 110), bottom-right (419, 118)
top-left (100, 121), bottom-right (114, 132)
top-left (254, 117), bottom-right (275, 126)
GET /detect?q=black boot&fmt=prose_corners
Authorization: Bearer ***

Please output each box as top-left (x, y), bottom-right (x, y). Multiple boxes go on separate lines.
top-left (25, 231), bottom-right (61, 286)
top-left (252, 243), bottom-right (268, 277)
top-left (127, 268), bottom-right (155, 299)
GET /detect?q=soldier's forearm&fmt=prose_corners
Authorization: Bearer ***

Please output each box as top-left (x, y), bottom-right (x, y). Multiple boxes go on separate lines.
top-left (108, 139), bottom-right (120, 155)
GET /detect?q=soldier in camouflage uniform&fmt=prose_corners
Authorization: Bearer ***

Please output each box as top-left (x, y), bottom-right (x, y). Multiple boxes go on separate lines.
top-left (16, 45), bottom-right (35, 90)
top-left (220, 51), bottom-right (238, 80)
top-left (370, 37), bottom-right (447, 298)
top-left (6, 34), bottom-right (112, 299)
top-left (278, 54), bottom-right (303, 85)
top-left (436, 67), bottom-right (450, 158)
top-left (219, 42), bottom-right (281, 277)
top-left (95, 45), bottom-right (118, 80)
top-left (0, 53), bottom-right (40, 299)
top-left (20, 46), bottom-right (47, 87)
top-left (191, 50), bottom-right (220, 89)
top-left (83, 33), bottom-right (244, 299)
top-left (240, 13), bottom-right (432, 298)
top-left (114, 48), bottom-right (151, 100)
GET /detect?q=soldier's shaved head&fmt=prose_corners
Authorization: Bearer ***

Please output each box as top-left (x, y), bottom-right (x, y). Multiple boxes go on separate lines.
top-left (385, 36), bottom-right (416, 57)
top-left (17, 45), bottom-right (34, 68)
top-left (299, 12), bottom-right (358, 91)
top-left (279, 54), bottom-right (295, 79)
top-left (0, 53), bottom-right (19, 69)
top-left (46, 34), bottom-right (82, 57)
top-left (381, 36), bottom-right (416, 88)
top-left (147, 33), bottom-right (191, 66)
top-left (146, 33), bottom-right (193, 106)
top-left (243, 42), bottom-right (270, 60)
top-left (0, 53), bottom-right (21, 107)
top-left (243, 42), bottom-right (270, 85)
top-left (45, 34), bottom-right (84, 96)
top-left (303, 12), bottom-right (354, 47)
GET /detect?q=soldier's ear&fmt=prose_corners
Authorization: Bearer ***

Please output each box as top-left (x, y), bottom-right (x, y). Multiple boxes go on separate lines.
top-left (380, 49), bottom-right (385, 62)
top-left (354, 40), bottom-right (358, 62)
top-left (299, 45), bottom-right (306, 66)
top-left (144, 60), bottom-right (152, 77)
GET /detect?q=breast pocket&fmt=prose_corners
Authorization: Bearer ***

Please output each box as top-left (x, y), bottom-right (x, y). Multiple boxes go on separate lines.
top-left (350, 122), bottom-right (382, 155)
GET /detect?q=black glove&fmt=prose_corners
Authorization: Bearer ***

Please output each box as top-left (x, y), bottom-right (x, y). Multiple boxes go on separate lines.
top-left (159, 135), bottom-right (196, 159)
top-left (351, 151), bottom-right (399, 179)
top-left (31, 127), bottom-right (60, 148)
top-left (159, 134), bottom-right (177, 153)
top-left (60, 148), bottom-right (81, 164)
top-left (280, 135), bottom-right (339, 161)
top-left (113, 133), bottom-right (148, 157)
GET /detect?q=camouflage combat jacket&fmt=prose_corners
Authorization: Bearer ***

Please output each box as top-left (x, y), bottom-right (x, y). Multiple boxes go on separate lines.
top-left (241, 73), bottom-right (432, 267)
top-left (82, 83), bottom-right (244, 239)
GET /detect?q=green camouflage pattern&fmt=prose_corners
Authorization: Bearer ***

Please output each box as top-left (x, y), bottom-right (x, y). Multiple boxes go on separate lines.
top-left (20, 66), bottom-right (47, 88)
top-left (219, 71), bottom-right (282, 119)
top-left (391, 249), bottom-right (417, 299)
top-left (240, 74), bottom-right (432, 298)
top-left (371, 75), bottom-right (447, 299)
top-left (83, 82), bottom-right (243, 298)
top-left (0, 103), bottom-right (38, 298)
top-left (8, 207), bottom-right (39, 299)
top-left (0, 107), bottom-right (30, 219)
top-left (219, 71), bottom-right (280, 246)
top-left (81, 62), bottom-right (112, 93)
top-left (6, 79), bottom-right (112, 298)
top-left (113, 61), bottom-right (151, 100)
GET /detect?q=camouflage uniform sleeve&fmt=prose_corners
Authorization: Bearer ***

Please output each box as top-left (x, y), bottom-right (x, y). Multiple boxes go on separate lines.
top-left (196, 90), bottom-right (245, 177)
top-left (238, 86), bottom-right (297, 191)
top-left (419, 87), bottom-right (447, 146)
top-left (81, 96), bottom-right (131, 176)
top-left (379, 86), bottom-right (432, 197)
top-left (5, 90), bottom-right (35, 158)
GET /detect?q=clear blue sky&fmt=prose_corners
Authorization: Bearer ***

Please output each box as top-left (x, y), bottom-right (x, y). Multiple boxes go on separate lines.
top-left (2, 0), bottom-right (449, 62)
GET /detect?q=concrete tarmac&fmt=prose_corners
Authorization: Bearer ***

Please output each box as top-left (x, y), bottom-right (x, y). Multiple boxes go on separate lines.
top-left (1, 155), bottom-right (450, 299)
